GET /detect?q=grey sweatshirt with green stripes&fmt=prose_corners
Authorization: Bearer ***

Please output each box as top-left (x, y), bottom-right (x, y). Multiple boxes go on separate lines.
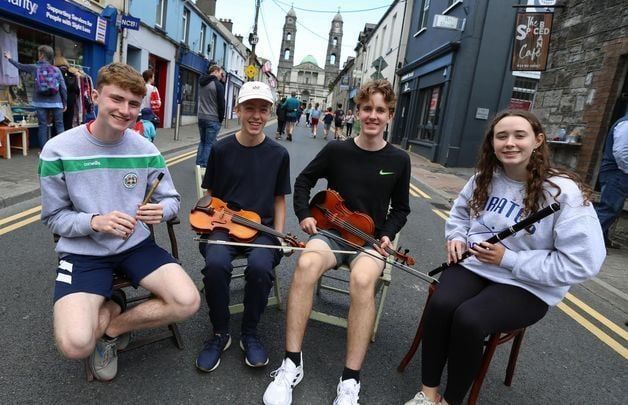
top-left (39, 124), bottom-right (180, 257)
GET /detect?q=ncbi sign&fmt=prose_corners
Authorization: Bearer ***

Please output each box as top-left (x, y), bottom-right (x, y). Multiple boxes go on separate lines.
top-left (2, 0), bottom-right (107, 43)
top-left (120, 15), bottom-right (140, 31)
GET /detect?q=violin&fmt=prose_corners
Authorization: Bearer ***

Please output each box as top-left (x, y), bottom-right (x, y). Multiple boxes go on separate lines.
top-left (309, 189), bottom-right (416, 266)
top-left (190, 195), bottom-right (305, 248)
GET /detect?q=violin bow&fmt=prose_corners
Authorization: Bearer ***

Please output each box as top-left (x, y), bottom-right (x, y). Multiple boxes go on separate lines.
top-left (194, 238), bottom-right (358, 255)
top-left (316, 229), bottom-right (438, 284)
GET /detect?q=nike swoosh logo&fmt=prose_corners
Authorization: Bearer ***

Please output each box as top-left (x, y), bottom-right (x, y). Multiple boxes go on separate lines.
top-left (379, 170), bottom-right (394, 175)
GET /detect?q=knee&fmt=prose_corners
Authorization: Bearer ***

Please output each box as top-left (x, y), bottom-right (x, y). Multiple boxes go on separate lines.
top-left (171, 285), bottom-right (201, 320)
top-left (451, 306), bottom-right (484, 338)
top-left (293, 256), bottom-right (323, 289)
top-left (349, 272), bottom-right (377, 300)
top-left (55, 328), bottom-right (95, 359)
top-left (246, 262), bottom-right (274, 286)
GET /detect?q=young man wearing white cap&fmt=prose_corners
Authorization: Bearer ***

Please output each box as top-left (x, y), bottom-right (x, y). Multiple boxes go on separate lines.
top-left (196, 81), bottom-right (291, 372)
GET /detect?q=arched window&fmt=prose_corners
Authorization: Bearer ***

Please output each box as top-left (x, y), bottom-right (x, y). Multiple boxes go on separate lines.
top-left (332, 37), bottom-right (337, 47)
top-left (330, 53), bottom-right (336, 64)
top-left (287, 32), bottom-right (292, 41)
top-left (284, 49), bottom-right (290, 60)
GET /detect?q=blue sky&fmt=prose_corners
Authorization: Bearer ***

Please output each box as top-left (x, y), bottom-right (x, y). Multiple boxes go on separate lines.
top-left (213, 0), bottom-right (393, 73)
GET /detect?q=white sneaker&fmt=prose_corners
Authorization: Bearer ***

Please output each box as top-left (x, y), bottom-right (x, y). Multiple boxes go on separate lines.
top-left (333, 378), bottom-right (360, 405)
top-left (404, 391), bottom-right (440, 405)
top-left (263, 356), bottom-right (304, 405)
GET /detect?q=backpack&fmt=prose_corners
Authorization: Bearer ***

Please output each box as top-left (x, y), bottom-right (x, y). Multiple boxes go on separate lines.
top-left (35, 64), bottom-right (60, 96)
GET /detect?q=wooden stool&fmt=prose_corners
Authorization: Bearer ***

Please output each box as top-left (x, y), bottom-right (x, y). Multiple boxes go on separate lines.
top-left (0, 126), bottom-right (29, 159)
top-left (398, 282), bottom-right (527, 405)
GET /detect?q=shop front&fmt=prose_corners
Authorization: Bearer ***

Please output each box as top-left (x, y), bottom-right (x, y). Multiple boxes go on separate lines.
top-left (225, 72), bottom-right (243, 120)
top-left (176, 51), bottom-right (209, 126)
top-left (126, 26), bottom-right (176, 128)
top-left (0, 0), bottom-right (117, 148)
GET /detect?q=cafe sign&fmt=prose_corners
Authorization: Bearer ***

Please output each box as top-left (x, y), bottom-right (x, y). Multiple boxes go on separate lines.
top-left (511, 12), bottom-right (553, 71)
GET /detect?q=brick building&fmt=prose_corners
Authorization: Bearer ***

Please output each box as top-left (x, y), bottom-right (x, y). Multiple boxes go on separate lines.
top-left (533, 0), bottom-right (628, 185)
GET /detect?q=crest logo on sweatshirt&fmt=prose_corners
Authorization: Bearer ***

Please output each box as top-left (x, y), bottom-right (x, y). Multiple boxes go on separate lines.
top-left (123, 173), bottom-right (139, 189)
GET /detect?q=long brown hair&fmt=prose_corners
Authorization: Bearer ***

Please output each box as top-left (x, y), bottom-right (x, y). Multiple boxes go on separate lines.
top-left (468, 109), bottom-right (591, 217)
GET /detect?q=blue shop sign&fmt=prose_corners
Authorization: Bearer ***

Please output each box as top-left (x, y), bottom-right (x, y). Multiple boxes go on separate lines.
top-left (120, 15), bottom-right (140, 31)
top-left (3, 0), bottom-right (107, 43)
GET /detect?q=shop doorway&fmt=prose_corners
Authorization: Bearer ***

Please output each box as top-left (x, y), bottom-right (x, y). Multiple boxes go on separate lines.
top-left (394, 92), bottom-right (411, 146)
top-left (148, 55), bottom-right (168, 128)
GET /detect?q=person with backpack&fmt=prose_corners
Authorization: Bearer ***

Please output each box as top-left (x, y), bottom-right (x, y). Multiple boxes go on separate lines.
top-left (4, 46), bottom-right (67, 149)
top-left (334, 103), bottom-right (345, 140)
top-left (134, 108), bottom-right (158, 142)
top-left (54, 57), bottom-right (80, 131)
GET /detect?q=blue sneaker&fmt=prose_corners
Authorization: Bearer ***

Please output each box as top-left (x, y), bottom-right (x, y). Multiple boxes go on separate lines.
top-left (240, 334), bottom-right (269, 367)
top-left (195, 333), bottom-right (231, 372)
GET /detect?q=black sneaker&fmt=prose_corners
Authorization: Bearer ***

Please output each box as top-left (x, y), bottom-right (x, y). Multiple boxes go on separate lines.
top-left (195, 333), bottom-right (231, 372)
top-left (240, 334), bottom-right (269, 367)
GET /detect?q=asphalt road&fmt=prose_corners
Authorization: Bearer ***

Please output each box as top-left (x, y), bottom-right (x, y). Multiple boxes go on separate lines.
top-left (0, 123), bottom-right (625, 404)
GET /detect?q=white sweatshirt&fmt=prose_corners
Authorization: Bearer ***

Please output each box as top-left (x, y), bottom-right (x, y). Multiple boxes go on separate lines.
top-left (445, 170), bottom-right (605, 305)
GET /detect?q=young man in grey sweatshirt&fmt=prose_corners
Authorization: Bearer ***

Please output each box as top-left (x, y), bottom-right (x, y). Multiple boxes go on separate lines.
top-left (39, 63), bottom-right (200, 381)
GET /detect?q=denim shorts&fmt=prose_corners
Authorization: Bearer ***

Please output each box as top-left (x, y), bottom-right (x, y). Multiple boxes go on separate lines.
top-left (53, 237), bottom-right (177, 303)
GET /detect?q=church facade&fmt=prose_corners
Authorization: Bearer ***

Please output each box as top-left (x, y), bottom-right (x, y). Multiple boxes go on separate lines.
top-left (276, 7), bottom-right (342, 106)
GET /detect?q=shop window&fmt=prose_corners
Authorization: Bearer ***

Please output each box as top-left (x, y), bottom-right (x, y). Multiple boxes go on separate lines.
top-left (415, 85), bottom-right (442, 142)
top-left (418, 0), bottom-right (430, 31)
top-left (200, 24), bottom-right (206, 56)
top-left (180, 68), bottom-right (198, 116)
top-left (509, 76), bottom-right (538, 110)
top-left (182, 8), bottom-right (190, 45)
top-left (156, 0), bottom-right (167, 29)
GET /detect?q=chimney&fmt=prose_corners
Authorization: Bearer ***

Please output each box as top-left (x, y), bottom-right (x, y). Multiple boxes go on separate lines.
top-left (235, 34), bottom-right (244, 44)
top-left (219, 18), bottom-right (233, 32)
top-left (196, 0), bottom-right (217, 17)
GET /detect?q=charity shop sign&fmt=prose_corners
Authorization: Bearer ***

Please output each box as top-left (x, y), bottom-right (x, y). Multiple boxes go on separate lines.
top-left (511, 12), bottom-right (553, 71)
top-left (3, 0), bottom-right (107, 43)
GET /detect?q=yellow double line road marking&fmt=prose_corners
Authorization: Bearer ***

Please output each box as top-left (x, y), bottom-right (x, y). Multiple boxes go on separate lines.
top-left (432, 209), bottom-right (628, 359)
top-left (409, 183), bottom-right (431, 199)
top-left (0, 149), bottom-right (199, 235)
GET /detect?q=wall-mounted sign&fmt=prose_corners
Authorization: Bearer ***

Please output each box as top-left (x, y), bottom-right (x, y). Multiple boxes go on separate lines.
top-left (120, 15), bottom-right (140, 31)
top-left (475, 107), bottom-right (490, 120)
top-left (3, 0), bottom-right (107, 43)
top-left (511, 12), bottom-right (553, 71)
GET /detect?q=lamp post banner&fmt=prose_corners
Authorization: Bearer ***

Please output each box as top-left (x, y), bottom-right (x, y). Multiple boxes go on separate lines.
top-left (511, 12), bottom-right (553, 71)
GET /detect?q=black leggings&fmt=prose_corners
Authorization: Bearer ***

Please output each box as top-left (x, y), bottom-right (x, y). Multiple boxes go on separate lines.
top-left (421, 265), bottom-right (548, 405)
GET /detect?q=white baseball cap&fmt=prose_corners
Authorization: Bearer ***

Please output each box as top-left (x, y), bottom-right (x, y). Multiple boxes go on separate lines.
top-left (237, 81), bottom-right (274, 105)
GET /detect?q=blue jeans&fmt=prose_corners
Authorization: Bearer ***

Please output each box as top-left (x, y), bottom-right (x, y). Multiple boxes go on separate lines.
top-left (595, 171), bottom-right (628, 240)
top-left (196, 119), bottom-right (221, 167)
top-left (36, 108), bottom-right (64, 148)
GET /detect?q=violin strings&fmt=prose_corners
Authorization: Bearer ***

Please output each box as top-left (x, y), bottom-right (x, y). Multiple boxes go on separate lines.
top-left (210, 206), bottom-right (283, 237)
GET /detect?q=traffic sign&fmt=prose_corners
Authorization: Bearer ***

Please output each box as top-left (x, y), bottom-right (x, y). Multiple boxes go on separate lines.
top-left (245, 65), bottom-right (258, 79)
top-left (371, 56), bottom-right (388, 71)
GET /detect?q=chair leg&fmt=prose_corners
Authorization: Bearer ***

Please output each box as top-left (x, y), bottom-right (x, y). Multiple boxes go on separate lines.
top-left (169, 323), bottom-right (184, 349)
top-left (397, 282), bottom-right (437, 372)
top-left (467, 333), bottom-right (500, 405)
top-left (371, 281), bottom-right (389, 342)
top-left (273, 267), bottom-right (282, 310)
top-left (505, 328), bottom-right (526, 386)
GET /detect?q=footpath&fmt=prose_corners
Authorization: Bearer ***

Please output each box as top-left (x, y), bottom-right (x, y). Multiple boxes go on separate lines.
top-left (0, 120), bottom-right (625, 315)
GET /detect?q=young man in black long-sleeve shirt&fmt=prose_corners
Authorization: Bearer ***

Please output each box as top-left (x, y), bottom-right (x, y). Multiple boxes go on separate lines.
top-left (264, 80), bottom-right (410, 405)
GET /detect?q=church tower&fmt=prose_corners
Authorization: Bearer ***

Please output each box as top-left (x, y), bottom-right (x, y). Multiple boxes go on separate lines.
top-left (278, 7), bottom-right (297, 89)
top-left (324, 12), bottom-right (343, 87)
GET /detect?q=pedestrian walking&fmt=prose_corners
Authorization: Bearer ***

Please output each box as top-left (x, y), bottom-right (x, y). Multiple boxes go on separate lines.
top-left (276, 97), bottom-right (287, 140)
top-left (403, 109), bottom-right (605, 405)
top-left (344, 110), bottom-right (355, 138)
top-left (140, 69), bottom-right (161, 122)
top-left (282, 92), bottom-right (300, 141)
top-left (322, 107), bottom-right (334, 140)
top-left (305, 103), bottom-right (312, 127)
top-left (4, 46), bottom-right (66, 148)
top-left (310, 102), bottom-right (321, 138)
top-left (196, 65), bottom-right (225, 167)
top-left (334, 103), bottom-right (344, 140)
top-left (595, 99), bottom-right (628, 249)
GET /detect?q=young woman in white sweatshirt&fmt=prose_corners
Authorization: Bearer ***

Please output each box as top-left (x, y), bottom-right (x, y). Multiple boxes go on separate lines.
top-left (405, 110), bottom-right (605, 405)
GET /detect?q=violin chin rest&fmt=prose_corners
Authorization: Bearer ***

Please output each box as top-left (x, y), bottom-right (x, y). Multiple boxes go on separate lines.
top-left (195, 194), bottom-right (213, 209)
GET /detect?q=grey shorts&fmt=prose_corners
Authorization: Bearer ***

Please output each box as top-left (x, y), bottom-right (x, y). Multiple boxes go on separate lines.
top-left (309, 230), bottom-right (382, 270)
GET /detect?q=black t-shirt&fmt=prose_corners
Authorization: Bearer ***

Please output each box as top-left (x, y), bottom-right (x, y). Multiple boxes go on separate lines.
top-left (293, 139), bottom-right (411, 238)
top-left (334, 109), bottom-right (344, 125)
top-left (323, 113), bottom-right (334, 124)
top-left (202, 135), bottom-right (291, 226)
